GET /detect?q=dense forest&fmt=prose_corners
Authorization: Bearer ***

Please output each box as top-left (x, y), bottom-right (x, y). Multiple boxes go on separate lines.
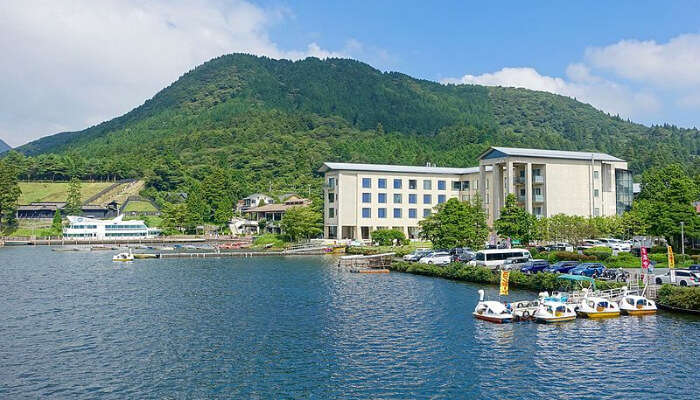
top-left (10, 54), bottom-right (700, 199)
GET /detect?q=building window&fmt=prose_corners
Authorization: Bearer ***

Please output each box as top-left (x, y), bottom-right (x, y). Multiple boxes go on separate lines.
top-left (594, 208), bottom-right (600, 216)
top-left (393, 194), bottom-right (402, 204)
top-left (485, 193), bottom-right (489, 204)
top-left (378, 208), bottom-right (387, 218)
top-left (438, 194), bottom-right (446, 204)
top-left (362, 208), bottom-right (371, 218)
top-left (519, 189), bottom-right (525, 196)
top-left (486, 179), bottom-right (489, 189)
top-left (409, 194), bottom-right (417, 204)
top-left (534, 188), bottom-right (542, 195)
top-left (409, 179), bottom-right (417, 190)
top-left (519, 170), bottom-right (525, 178)
top-left (423, 179), bottom-right (432, 190)
top-left (594, 170), bottom-right (599, 179)
top-left (533, 169), bottom-right (541, 176)
top-left (393, 179), bottom-right (402, 189)
top-left (438, 180), bottom-right (446, 190)
top-left (378, 178), bottom-right (387, 189)
top-left (362, 178), bottom-right (371, 188)
top-left (453, 181), bottom-right (461, 190)
top-left (423, 209), bottom-right (432, 217)
top-left (393, 208), bottom-right (402, 218)
top-left (378, 193), bottom-right (387, 203)
top-left (423, 194), bottom-right (432, 204)
top-left (362, 193), bottom-right (371, 203)
top-left (328, 177), bottom-right (335, 187)
top-left (328, 208), bottom-right (335, 218)
top-left (328, 193), bottom-right (335, 203)
top-left (408, 208), bottom-right (417, 218)
top-left (534, 206), bottom-right (542, 215)
top-left (594, 189), bottom-right (599, 197)
top-left (462, 181), bottom-right (470, 190)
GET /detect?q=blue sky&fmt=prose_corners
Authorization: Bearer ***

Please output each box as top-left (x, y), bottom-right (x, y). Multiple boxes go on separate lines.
top-left (2, 1), bottom-right (700, 146)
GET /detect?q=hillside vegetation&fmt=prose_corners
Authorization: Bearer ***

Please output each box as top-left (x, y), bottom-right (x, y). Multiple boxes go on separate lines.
top-left (12, 54), bottom-right (699, 199)
top-left (18, 181), bottom-right (113, 204)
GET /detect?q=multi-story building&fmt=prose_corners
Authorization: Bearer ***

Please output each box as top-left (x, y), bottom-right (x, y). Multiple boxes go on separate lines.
top-left (62, 214), bottom-right (161, 240)
top-left (320, 146), bottom-right (633, 240)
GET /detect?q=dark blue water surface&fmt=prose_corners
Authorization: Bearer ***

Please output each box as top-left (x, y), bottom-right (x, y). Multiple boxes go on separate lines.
top-left (1, 246), bottom-right (699, 399)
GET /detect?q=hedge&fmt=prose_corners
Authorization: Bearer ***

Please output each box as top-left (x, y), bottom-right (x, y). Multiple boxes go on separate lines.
top-left (390, 261), bottom-right (626, 293)
top-left (657, 285), bottom-right (700, 311)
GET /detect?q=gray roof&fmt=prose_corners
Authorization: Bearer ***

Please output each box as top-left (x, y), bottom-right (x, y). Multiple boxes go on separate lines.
top-left (479, 146), bottom-right (624, 162)
top-left (319, 162), bottom-right (491, 175)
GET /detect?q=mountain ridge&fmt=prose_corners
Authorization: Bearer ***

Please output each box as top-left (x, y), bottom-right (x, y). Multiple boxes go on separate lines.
top-left (0, 138), bottom-right (11, 153)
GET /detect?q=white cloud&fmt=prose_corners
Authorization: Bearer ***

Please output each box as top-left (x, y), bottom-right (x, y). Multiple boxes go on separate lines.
top-left (0, 0), bottom-right (352, 146)
top-left (585, 34), bottom-right (700, 88)
top-left (442, 66), bottom-right (660, 119)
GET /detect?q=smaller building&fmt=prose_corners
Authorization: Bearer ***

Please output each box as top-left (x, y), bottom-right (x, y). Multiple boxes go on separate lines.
top-left (236, 193), bottom-right (275, 214)
top-left (245, 194), bottom-right (312, 234)
top-left (229, 217), bottom-right (260, 235)
top-left (17, 202), bottom-right (119, 219)
top-left (63, 214), bottom-right (160, 240)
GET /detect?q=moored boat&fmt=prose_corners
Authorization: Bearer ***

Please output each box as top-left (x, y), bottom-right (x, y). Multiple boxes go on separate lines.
top-left (534, 301), bottom-right (577, 323)
top-left (473, 290), bottom-right (514, 323)
top-left (575, 291), bottom-right (620, 318)
top-left (112, 250), bottom-right (134, 262)
top-left (619, 294), bottom-right (657, 316)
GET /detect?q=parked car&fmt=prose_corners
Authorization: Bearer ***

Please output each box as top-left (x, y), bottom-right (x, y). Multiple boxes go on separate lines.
top-left (545, 243), bottom-right (574, 252)
top-left (654, 270), bottom-right (700, 287)
top-left (451, 247), bottom-right (476, 262)
top-left (543, 261), bottom-right (580, 274)
top-left (520, 259), bottom-right (550, 274)
top-left (501, 256), bottom-right (531, 270)
top-left (570, 263), bottom-right (606, 277)
top-left (418, 252), bottom-right (452, 265)
top-left (689, 264), bottom-right (700, 272)
top-left (577, 240), bottom-right (603, 250)
top-left (403, 248), bottom-right (432, 262)
top-left (597, 238), bottom-right (631, 252)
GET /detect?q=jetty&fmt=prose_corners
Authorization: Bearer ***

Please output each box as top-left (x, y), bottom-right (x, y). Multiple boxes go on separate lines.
top-left (338, 253), bottom-right (394, 273)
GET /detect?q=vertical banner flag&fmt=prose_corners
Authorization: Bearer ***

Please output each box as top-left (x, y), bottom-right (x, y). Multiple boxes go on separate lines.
top-left (499, 270), bottom-right (510, 296)
top-left (641, 247), bottom-right (650, 272)
top-left (667, 245), bottom-right (675, 269)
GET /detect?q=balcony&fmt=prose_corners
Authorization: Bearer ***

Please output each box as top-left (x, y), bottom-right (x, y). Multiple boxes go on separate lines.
top-left (533, 175), bottom-right (544, 184)
top-left (517, 194), bottom-right (526, 203)
top-left (533, 194), bottom-right (544, 203)
top-left (514, 176), bottom-right (526, 185)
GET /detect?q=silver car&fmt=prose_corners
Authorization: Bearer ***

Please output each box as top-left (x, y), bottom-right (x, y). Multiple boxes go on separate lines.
top-left (654, 270), bottom-right (700, 287)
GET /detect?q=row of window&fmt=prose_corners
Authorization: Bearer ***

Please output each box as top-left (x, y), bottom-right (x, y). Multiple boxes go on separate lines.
top-left (360, 208), bottom-right (432, 219)
top-left (68, 225), bottom-right (98, 229)
top-left (63, 233), bottom-right (97, 237)
top-left (105, 232), bottom-right (148, 237)
top-left (361, 178), bottom-right (479, 190)
top-left (361, 193), bottom-right (447, 204)
top-left (104, 225), bottom-right (147, 230)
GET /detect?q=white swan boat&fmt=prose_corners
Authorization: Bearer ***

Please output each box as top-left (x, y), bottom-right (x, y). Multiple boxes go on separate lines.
top-left (575, 290), bottom-right (620, 318)
top-left (534, 300), bottom-right (577, 323)
top-left (113, 250), bottom-right (134, 262)
top-left (473, 290), bottom-right (514, 323)
top-left (619, 291), bottom-right (657, 316)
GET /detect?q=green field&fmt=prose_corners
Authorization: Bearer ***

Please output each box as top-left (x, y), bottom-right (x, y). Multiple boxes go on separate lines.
top-left (122, 200), bottom-right (158, 212)
top-left (18, 182), bottom-right (114, 204)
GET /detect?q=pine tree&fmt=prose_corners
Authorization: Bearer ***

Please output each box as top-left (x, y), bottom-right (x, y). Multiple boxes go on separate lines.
top-left (0, 159), bottom-right (22, 233)
top-left (51, 209), bottom-right (63, 235)
top-left (64, 177), bottom-right (82, 216)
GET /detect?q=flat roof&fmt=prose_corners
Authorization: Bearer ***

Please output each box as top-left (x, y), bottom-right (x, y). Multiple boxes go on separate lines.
top-left (319, 162), bottom-right (491, 175)
top-left (479, 146), bottom-right (624, 162)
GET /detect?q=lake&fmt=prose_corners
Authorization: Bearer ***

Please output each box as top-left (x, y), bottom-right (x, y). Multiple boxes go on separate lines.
top-left (1, 246), bottom-right (698, 399)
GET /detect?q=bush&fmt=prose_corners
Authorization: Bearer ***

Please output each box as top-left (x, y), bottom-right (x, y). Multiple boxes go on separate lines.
top-left (252, 233), bottom-right (286, 249)
top-left (657, 285), bottom-right (700, 311)
top-left (649, 246), bottom-right (668, 254)
top-left (547, 251), bottom-right (595, 262)
top-left (371, 229), bottom-right (408, 246)
top-left (583, 246), bottom-right (612, 260)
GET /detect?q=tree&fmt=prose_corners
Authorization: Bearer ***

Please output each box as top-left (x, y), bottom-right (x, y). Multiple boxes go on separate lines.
top-left (371, 229), bottom-right (407, 246)
top-left (64, 177), bottom-right (82, 215)
top-left (280, 206), bottom-right (322, 242)
top-left (51, 209), bottom-right (63, 235)
top-left (494, 194), bottom-right (537, 245)
top-left (213, 198), bottom-right (234, 226)
top-left (161, 203), bottom-right (188, 233)
top-left (419, 197), bottom-right (488, 249)
top-left (544, 214), bottom-right (596, 246)
top-left (0, 159), bottom-right (21, 233)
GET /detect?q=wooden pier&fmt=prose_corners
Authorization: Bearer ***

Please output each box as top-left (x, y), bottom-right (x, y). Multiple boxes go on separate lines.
top-left (338, 253), bottom-right (395, 273)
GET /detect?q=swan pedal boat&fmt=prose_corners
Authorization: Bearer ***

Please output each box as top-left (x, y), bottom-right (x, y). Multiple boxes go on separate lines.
top-left (112, 251), bottom-right (134, 262)
top-left (473, 290), bottom-right (513, 323)
top-left (576, 296), bottom-right (620, 318)
top-left (534, 301), bottom-right (577, 323)
top-left (619, 294), bottom-right (657, 316)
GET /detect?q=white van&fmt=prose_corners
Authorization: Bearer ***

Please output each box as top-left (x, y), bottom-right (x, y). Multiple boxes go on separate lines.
top-left (472, 249), bottom-right (532, 268)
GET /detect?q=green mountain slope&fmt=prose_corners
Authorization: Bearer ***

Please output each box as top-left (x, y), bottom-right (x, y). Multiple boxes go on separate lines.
top-left (15, 54), bottom-right (700, 194)
top-left (0, 138), bottom-right (10, 153)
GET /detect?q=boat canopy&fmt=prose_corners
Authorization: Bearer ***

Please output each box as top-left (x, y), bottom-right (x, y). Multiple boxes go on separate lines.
top-left (557, 274), bottom-right (596, 289)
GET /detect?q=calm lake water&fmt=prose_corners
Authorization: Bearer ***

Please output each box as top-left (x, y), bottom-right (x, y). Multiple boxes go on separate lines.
top-left (1, 246), bottom-right (698, 399)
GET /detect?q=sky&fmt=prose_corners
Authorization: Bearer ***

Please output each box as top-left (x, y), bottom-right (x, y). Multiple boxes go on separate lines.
top-left (2, 0), bottom-right (700, 147)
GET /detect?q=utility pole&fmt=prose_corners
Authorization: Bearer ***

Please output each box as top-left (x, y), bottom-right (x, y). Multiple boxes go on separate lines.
top-left (680, 221), bottom-right (685, 255)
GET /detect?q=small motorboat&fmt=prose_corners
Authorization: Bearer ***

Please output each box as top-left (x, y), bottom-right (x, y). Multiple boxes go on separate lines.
top-left (473, 290), bottom-right (514, 323)
top-left (618, 290), bottom-right (657, 316)
top-left (112, 250), bottom-right (134, 262)
top-left (575, 290), bottom-right (620, 318)
top-left (534, 301), bottom-right (577, 323)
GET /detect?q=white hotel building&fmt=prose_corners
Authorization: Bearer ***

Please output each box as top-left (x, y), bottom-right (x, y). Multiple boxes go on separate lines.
top-left (319, 146), bottom-right (633, 240)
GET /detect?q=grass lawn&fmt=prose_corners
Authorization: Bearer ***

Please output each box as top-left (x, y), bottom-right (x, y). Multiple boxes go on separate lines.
top-left (18, 181), bottom-right (114, 204)
top-left (123, 200), bottom-right (158, 212)
top-left (125, 215), bottom-right (163, 228)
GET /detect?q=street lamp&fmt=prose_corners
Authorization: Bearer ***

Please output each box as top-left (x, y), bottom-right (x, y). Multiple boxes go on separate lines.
top-left (680, 221), bottom-right (685, 256)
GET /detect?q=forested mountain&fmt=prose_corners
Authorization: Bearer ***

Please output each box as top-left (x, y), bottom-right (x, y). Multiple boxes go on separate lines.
top-left (13, 54), bottom-right (700, 197)
top-left (0, 138), bottom-right (10, 153)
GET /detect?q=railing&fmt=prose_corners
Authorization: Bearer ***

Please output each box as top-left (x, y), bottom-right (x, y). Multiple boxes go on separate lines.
top-left (533, 175), bottom-right (545, 184)
top-left (515, 177), bottom-right (526, 184)
top-left (517, 195), bottom-right (526, 203)
top-left (533, 194), bottom-right (544, 203)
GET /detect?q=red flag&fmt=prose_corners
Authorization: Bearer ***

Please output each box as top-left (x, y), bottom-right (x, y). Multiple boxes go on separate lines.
top-left (641, 247), bottom-right (650, 271)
